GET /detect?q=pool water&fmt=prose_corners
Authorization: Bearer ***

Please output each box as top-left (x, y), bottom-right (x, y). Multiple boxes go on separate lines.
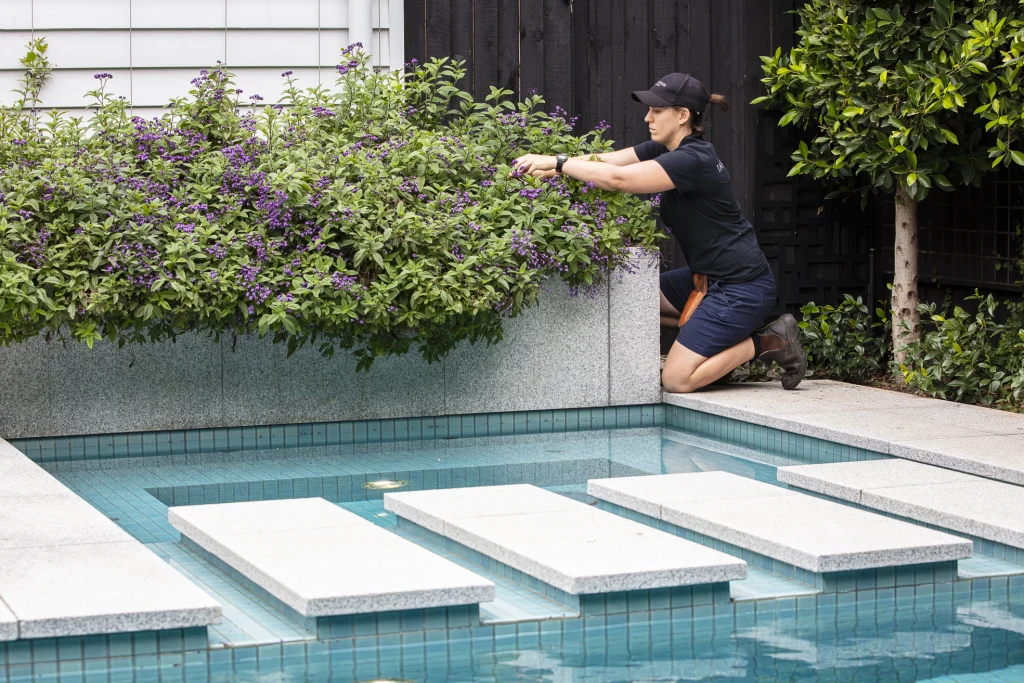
top-left (21, 426), bottom-right (1024, 682)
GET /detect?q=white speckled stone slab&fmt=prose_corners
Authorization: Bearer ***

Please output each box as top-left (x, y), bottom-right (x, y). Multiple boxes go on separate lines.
top-left (890, 435), bottom-right (1024, 485)
top-left (777, 459), bottom-right (975, 502)
top-left (589, 471), bottom-right (791, 519)
top-left (0, 543), bottom-right (221, 638)
top-left (384, 484), bottom-right (746, 594)
top-left (0, 493), bottom-right (135, 550)
top-left (0, 599), bottom-right (16, 641)
top-left (382, 484), bottom-right (581, 535)
top-left (589, 472), bottom-right (971, 572)
top-left (778, 460), bottom-right (1024, 549)
top-left (665, 383), bottom-right (1024, 483)
top-left (169, 498), bottom-right (495, 617)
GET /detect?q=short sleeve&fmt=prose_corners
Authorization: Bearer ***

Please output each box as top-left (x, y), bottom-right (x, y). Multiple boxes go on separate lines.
top-left (653, 149), bottom-right (703, 193)
top-left (633, 140), bottom-right (668, 162)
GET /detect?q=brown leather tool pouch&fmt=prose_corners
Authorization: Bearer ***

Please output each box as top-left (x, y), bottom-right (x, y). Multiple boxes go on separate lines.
top-left (678, 273), bottom-right (708, 327)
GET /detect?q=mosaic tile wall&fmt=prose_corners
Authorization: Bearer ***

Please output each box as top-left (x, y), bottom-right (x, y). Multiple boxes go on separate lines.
top-left (8, 406), bottom-right (664, 464)
top-left (2, 578), bottom-right (1020, 680)
top-left (7, 403), bottom-right (891, 467)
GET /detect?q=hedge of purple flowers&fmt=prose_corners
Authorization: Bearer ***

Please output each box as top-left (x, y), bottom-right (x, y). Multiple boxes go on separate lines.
top-left (0, 41), bottom-right (663, 369)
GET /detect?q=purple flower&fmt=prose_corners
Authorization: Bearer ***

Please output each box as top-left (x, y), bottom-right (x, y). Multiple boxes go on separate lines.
top-left (331, 273), bottom-right (357, 290)
top-left (93, 73), bottom-right (113, 80)
top-left (281, 70), bottom-right (293, 77)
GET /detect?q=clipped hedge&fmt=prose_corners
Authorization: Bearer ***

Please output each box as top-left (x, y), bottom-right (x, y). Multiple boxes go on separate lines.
top-left (0, 41), bottom-right (663, 368)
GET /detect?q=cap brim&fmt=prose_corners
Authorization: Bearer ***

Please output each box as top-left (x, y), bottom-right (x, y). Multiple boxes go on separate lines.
top-left (631, 90), bottom-right (674, 107)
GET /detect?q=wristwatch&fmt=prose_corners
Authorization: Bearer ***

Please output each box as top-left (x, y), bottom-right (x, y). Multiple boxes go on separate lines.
top-left (555, 153), bottom-right (569, 174)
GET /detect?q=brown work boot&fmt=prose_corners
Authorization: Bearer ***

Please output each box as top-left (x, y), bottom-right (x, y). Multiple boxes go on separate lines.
top-left (755, 314), bottom-right (808, 390)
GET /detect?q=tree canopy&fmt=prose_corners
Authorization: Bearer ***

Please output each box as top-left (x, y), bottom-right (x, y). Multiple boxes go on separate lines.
top-left (755, 0), bottom-right (1024, 363)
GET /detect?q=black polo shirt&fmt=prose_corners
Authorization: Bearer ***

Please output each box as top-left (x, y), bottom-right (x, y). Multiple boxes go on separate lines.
top-left (634, 135), bottom-right (768, 283)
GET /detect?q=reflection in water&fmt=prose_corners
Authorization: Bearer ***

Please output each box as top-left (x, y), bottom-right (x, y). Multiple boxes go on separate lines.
top-left (20, 589), bottom-right (1022, 683)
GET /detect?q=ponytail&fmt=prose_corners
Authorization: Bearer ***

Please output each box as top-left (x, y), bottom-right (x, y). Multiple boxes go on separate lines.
top-left (690, 93), bottom-right (728, 135)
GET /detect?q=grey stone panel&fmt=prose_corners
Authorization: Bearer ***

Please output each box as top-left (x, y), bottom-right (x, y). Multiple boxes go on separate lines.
top-left (360, 350), bottom-right (445, 420)
top-left (0, 337), bottom-right (56, 438)
top-left (444, 279), bottom-right (610, 415)
top-left (266, 339), bottom-right (364, 425)
top-left (608, 254), bottom-right (661, 406)
top-left (220, 333), bottom-right (286, 428)
top-left (3, 265), bottom-right (658, 437)
top-left (49, 333), bottom-right (222, 436)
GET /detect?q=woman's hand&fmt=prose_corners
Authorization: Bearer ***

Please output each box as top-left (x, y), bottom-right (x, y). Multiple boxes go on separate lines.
top-left (511, 154), bottom-right (557, 178)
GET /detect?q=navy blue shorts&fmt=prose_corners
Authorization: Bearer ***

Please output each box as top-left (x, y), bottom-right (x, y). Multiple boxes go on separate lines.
top-left (661, 266), bottom-right (777, 357)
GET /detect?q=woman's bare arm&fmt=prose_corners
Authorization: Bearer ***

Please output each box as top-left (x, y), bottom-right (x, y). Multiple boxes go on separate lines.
top-left (577, 148), bottom-right (641, 167)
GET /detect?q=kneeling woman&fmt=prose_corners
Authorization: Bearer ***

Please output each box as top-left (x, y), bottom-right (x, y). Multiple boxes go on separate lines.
top-left (513, 72), bottom-right (807, 392)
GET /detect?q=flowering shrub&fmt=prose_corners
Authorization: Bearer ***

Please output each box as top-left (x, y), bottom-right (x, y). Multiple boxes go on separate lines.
top-left (0, 40), bottom-right (662, 369)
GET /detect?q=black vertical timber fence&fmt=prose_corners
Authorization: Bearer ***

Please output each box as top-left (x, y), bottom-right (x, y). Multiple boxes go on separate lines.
top-left (405, 0), bottom-right (1023, 315)
top-left (405, 0), bottom-right (798, 222)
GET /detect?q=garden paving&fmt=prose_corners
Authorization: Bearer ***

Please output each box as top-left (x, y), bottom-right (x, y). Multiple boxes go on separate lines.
top-left (665, 380), bottom-right (1024, 484)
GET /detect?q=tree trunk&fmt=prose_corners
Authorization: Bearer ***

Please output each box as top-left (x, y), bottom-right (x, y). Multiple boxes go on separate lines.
top-left (892, 183), bottom-right (920, 366)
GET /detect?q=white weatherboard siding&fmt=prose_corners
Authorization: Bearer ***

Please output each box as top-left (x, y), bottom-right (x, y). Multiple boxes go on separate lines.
top-left (0, 0), bottom-right (403, 114)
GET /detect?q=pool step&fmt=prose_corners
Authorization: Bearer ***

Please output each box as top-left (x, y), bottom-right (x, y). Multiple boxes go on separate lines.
top-left (383, 484), bottom-right (747, 596)
top-left (588, 471), bottom-right (972, 585)
top-left (168, 498), bottom-right (495, 618)
top-left (778, 459), bottom-right (1024, 555)
top-left (0, 439), bottom-right (222, 639)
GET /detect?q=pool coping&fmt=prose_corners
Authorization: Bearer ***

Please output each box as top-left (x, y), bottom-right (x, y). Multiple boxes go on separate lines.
top-left (664, 380), bottom-right (1024, 485)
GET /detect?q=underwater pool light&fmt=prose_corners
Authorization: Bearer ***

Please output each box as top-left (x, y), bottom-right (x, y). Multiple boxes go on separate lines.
top-left (363, 479), bottom-right (408, 490)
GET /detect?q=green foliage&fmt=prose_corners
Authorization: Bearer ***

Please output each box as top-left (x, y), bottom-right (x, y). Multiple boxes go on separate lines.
top-left (899, 293), bottom-right (1024, 410)
top-left (798, 295), bottom-right (891, 382)
top-left (0, 44), bottom-right (663, 369)
top-left (754, 0), bottom-right (1024, 200)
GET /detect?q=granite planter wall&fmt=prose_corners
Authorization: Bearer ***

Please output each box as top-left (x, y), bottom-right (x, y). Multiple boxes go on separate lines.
top-left (0, 257), bottom-right (660, 439)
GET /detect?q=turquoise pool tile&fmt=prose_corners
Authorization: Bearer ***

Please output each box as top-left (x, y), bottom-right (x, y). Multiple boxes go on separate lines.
top-left (131, 632), bottom-right (158, 656)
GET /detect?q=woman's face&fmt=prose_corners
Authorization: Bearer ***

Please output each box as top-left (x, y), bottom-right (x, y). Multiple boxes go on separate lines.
top-left (644, 106), bottom-right (689, 145)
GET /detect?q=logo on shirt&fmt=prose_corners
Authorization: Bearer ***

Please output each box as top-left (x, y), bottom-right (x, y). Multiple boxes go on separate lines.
top-left (716, 161), bottom-right (725, 173)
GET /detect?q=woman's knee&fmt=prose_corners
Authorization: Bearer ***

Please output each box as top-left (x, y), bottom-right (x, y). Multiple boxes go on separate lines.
top-left (661, 368), bottom-right (697, 394)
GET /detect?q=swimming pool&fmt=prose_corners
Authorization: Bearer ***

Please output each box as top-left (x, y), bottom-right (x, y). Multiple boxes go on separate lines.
top-left (5, 411), bottom-right (1024, 683)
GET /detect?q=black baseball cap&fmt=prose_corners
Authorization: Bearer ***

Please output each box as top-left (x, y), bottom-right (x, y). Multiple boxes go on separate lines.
top-left (631, 73), bottom-right (711, 113)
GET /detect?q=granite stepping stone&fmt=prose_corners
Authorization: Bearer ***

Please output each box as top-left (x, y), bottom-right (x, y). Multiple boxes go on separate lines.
top-left (589, 471), bottom-right (972, 573)
top-left (383, 484), bottom-right (747, 594)
top-left (168, 498), bottom-right (495, 617)
top-left (778, 459), bottom-right (1024, 550)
